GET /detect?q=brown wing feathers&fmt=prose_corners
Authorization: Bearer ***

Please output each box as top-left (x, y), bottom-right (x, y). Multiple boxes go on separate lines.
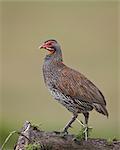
top-left (56, 67), bottom-right (108, 117)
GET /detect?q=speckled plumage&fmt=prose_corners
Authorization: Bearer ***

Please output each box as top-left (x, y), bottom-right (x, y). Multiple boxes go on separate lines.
top-left (40, 39), bottom-right (108, 135)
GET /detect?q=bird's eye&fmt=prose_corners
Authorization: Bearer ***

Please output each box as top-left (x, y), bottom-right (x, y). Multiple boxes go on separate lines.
top-left (47, 43), bottom-right (52, 46)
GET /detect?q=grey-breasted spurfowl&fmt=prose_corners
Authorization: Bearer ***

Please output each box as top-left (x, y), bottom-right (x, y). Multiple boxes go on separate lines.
top-left (39, 39), bottom-right (108, 140)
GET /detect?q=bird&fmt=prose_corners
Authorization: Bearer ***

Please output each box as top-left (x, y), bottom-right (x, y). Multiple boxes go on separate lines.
top-left (39, 39), bottom-right (108, 140)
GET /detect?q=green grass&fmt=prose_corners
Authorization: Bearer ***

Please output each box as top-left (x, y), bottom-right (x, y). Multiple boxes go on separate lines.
top-left (0, 123), bottom-right (18, 149)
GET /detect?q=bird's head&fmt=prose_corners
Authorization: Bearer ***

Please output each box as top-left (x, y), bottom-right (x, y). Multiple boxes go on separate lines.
top-left (39, 39), bottom-right (63, 62)
top-left (39, 39), bottom-right (61, 55)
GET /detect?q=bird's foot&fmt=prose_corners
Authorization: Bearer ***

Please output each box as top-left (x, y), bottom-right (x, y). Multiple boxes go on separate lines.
top-left (62, 128), bottom-right (69, 135)
top-left (55, 130), bottom-right (68, 138)
top-left (53, 130), bottom-right (68, 139)
top-left (53, 131), bottom-right (61, 134)
top-left (53, 129), bottom-right (68, 137)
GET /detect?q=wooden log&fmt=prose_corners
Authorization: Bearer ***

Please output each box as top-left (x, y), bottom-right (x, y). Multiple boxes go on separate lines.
top-left (14, 121), bottom-right (120, 150)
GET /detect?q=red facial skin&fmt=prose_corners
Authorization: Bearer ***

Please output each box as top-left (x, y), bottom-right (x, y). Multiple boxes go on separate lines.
top-left (39, 41), bottom-right (56, 55)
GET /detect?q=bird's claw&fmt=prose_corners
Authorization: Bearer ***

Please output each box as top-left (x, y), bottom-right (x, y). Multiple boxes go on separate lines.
top-left (62, 129), bottom-right (68, 135)
top-left (53, 130), bottom-right (68, 138)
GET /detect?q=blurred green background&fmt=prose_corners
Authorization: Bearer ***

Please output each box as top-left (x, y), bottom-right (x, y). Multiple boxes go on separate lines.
top-left (0, 1), bottom-right (119, 149)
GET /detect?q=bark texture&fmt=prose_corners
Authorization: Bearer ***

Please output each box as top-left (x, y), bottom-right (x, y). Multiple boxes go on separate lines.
top-left (14, 121), bottom-right (120, 150)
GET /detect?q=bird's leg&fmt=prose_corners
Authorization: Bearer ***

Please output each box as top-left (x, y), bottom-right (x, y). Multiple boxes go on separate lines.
top-left (63, 114), bottom-right (78, 134)
top-left (83, 112), bottom-right (89, 141)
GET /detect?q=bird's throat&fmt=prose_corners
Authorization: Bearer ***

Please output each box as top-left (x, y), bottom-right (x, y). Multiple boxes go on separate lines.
top-left (47, 50), bottom-right (55, 55)
top-left (45, 49), bottom-right (63, 63)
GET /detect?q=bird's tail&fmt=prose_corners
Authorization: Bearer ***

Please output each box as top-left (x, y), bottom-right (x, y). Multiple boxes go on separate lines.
top-left (93, 103), bottom-right (109, 117)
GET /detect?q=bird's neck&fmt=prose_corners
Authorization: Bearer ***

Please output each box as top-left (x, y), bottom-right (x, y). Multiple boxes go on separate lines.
top-left (43, 51), bottom-right (65, 73)
top-left (44, 49), bottom-right (63, 64)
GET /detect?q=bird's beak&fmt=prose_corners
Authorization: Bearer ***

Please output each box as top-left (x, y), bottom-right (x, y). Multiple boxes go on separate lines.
top-left (38, 43), bottom-right (46, 49)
